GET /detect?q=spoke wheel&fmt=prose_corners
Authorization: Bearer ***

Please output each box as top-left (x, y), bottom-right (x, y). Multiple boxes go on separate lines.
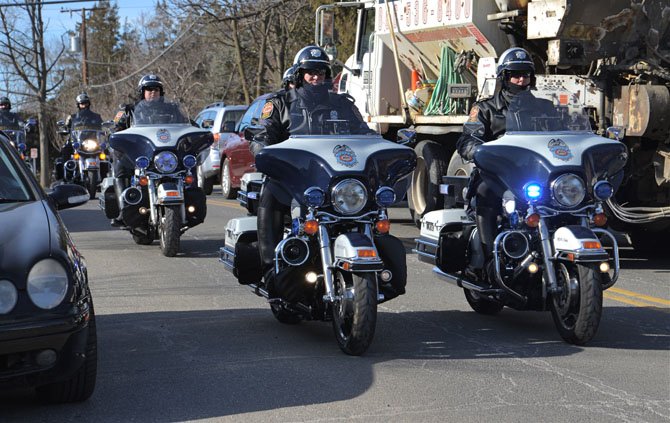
top-left (220, 158), bottom-right (236, 199)
top-left (159, 206), bottom-right (181, 257)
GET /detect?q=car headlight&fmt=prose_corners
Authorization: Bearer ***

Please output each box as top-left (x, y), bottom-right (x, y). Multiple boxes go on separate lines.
top-left (331, 179), bottom-right (367, 215)
top-left (81, 139), bottom-right (99, 152)
top-left (154, 151), bottom-right (178, 173)
top-left (552, 173), bottom-right (586, 208)
top-left (27, 259), bottom-right (69, 309)
top-left (0, 280), bottom-right (18, 314)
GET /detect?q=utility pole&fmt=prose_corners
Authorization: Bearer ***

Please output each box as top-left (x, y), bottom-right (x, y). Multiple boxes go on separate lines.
top-left (61, 6), bottom-right (106, 89)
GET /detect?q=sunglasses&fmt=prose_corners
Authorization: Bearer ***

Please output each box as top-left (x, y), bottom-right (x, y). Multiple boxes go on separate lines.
top-left (304, 69), bottom-right (326, 76)
top-left (508, 71), bottom-right (532, 79)
top-left (145, 87), bottom-right (161, 92)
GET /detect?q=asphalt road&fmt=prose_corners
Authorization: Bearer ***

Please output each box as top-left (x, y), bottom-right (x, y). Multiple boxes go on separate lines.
top-left (1, 189), bottom-right (669, 422)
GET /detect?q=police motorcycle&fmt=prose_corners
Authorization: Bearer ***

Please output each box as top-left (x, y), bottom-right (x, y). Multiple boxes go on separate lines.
top-left (0, 117), bottom-right (31, 171)
top-left (415, 91), bottom-right (628, 345)
top-left (56, 117), bottom-right (111, 199)
top-left (220, 118), bottom-right (416, 355)
top-left (99, 99), bottom-right (212, 257)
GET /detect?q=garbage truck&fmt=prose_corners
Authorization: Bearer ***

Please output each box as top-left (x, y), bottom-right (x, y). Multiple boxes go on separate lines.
top-left (315, 0), bottom-right (670, 251)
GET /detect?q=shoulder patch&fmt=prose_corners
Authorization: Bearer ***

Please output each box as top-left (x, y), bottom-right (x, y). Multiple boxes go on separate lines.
top-left (113, 111), bottom-right (125, 122)
top-left (467, 105), bottom-right (480, 122)
top-left (260, 102), bottom-right (274, 120)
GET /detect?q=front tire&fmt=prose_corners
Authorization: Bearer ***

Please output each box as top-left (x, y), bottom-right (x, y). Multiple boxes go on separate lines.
top-left (332, 272), bottom-right (377, 355)
top-left (86, 170), bottom-right (99, 200)
top-left (463, 289), bottom-right (504, 315)
top-left (408, 140), bottom-right (449, 227)
top-left (159, 206), bottom-right (181, 257)
top-left (550, 263), bottom-right (603, 345)
top-left (36, 306), bottom-right (97, 403)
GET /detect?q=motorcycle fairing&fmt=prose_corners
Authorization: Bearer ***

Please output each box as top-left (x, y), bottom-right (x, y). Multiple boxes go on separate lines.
top-left (474, 133), bottom-right (627, 202)
top-left (110, 127), bottom-right (212, 159)
top-left (255, 135), bottom-right (416, 208)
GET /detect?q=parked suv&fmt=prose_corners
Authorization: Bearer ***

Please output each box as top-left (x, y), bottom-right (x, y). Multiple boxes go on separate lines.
top-left (215, 93), bottom-right (273, 199)
top-left (194, 102), bottom-right (247, 195)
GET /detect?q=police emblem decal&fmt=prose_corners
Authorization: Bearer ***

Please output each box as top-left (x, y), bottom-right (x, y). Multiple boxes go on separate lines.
top-left (333, 144), bottom-right (358, 167)
top-left (310, 49), bottom-right (322, 57)
top-left (156, 128), bottom-right (171, 143)
top-left (548, 138), bottom-right (573, 161)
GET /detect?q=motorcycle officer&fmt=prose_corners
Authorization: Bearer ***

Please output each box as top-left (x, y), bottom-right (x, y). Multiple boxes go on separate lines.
top-left (0, 96), bottom-right (23, 128)
top-left (250, 45), bottom-right (372, 294)
top-left (55, 93), bottom-right (104, 172)
top-left (109, 74), bottom-right (166, 226)
top-left (456, 47), bottom-right (555, 281)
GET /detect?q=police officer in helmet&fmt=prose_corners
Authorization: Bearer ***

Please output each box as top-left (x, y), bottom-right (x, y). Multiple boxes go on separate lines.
top-left (0, 96), bottom-right (23, 128)
top-left (250, 45), bottom-right (372, 295)
top-left (456, 47), bottom-right (555, 281)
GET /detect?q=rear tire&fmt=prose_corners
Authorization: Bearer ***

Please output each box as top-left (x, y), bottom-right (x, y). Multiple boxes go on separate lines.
top-left (550, 263), bottom-right (603, 345)
top-left (220, 158), bottom-right (236, 199)
top-left (160, 206), bottom-right (181, 257)
top-left (463, 289), bottom-right (504, 315)
top-left (332, 272), bottom-right (377, 355)
top-left (408, 140), bottom-right (449, 227)
top-left (36, 306), bottom-right (97, 403)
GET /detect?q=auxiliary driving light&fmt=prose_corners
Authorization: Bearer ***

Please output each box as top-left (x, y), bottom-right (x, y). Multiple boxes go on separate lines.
top-left (380, 269), bottom-right (393, 282)
top-left (599, 262), bottom-right (610, 273)
top-left (187, 205), bottom-right (196, 213)
top-left (139, 207), bottom-right (148, 215)
top-left (305, 272), bottom-right (318, 283)
top-left (527, 262), bottom-right (539, 274)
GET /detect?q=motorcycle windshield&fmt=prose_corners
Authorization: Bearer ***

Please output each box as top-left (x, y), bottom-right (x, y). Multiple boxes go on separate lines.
top-left (255, 135), bottom-right (416, 207)
top-left (0, 115), bottom-right (20, 130)
top-left (71, 110), bottom-right (103, 129)
top-left (474, 90), bottom-right (627, 201)
top-left (132, 100), bottom-right (189, 126)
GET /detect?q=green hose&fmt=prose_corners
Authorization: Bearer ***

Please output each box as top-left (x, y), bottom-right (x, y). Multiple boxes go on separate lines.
top-left (424, 46), bottom-right (467, 115)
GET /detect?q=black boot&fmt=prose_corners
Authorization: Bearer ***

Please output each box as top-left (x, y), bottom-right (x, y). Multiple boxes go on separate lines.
top-left (476, 206), bottom-right (499, 284)
top-left (111, 178), bottom-right (129, 227)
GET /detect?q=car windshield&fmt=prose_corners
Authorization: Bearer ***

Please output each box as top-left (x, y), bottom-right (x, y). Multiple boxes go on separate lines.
top-left (0, 141), bottom-right (32, 202)
top-left (506, 90), bottom-right (593, 134)
top-left (132, 99), bottom-right (190, 126)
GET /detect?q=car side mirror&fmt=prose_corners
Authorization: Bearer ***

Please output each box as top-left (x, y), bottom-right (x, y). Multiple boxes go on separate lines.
top-left (48, 183), bottom-right (89, 210)
top-left (201, 119), bottom-right (214, 129)
top-left (222, 120), bottom-right (236, 132)
top-left (606, 126), bottom-right (625, 141)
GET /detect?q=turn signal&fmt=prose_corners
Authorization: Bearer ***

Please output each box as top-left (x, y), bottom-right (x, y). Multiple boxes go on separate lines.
top-left (375, 219), bottom-right (390, 234)
top-left (303, 220), bottom-right (318, 235)
top-left (73, 153), bottom-right (80, 160)
top-left (99, 152), bottom-right (106, 160)
top-left (592, 213), bottom-right (607, 227)
top-left (184, 175), bottom-right (194, 185)
top-left (357, 249), bottom-right (377, 258)
top-left (582, 241), bottom-right (602, 249)
top-left (139, 176), bottom-right (149, 186)
top-left (525, 213), bottom-right (540, 228)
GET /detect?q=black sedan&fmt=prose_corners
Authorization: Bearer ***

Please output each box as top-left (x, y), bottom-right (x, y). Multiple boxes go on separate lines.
top-left (0, 133), bottom-right (97, 403)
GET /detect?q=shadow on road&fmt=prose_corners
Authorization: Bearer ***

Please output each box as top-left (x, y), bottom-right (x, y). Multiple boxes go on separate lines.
top-left (1, 302), bottom-right (667, 419)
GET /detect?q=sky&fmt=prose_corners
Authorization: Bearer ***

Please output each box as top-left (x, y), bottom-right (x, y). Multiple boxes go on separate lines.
top-left (40, 0), bottom-right (159, 40)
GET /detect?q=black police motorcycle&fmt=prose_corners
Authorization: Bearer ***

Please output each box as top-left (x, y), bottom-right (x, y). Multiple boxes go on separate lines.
top-left (221, 120), bottom-right (416, 355)
top-left (100, 100), bottom-right (212, 257)
top-left (56, 117), bottom-right (111, 199)
top-left (0, 116), bottom-right (31, 172)
top-left (415, 91), bottom-right (628, 345)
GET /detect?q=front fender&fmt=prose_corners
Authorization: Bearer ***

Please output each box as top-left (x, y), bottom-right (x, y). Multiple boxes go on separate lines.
top-left (553, 225), bottom-right (609, 262)
top-left (333, 232), bottom-right (384, 272)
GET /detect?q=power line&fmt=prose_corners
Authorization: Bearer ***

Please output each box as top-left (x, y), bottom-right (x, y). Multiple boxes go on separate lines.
top-left (0, 0), bottom-right (96, 8)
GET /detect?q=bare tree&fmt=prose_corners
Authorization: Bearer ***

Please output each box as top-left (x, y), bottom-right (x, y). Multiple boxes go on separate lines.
top-left (0, 2), bottom-right (66, 187)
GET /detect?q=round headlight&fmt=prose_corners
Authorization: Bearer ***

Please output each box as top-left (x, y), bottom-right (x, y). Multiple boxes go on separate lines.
top-left (0, 280), bottom-right (18, 314)
top-left (593, 180), bottom-right (614, 201)
top-left (81, 139), bottom-right (99, 152)
top-left (304, 187), bottom-right (325, 208)
top-left (331, 179), bottom-right (367, 215)
top-left (27, 259), bottom-right (69, 309)
top-left (375, 186), bottom-right (396, 207)
top-left (136, 156), bottom-right (150, 169)
top-left (183, 155), bottom-right (197, 169)
top-left (552, 173), bottom-right (586, 207)
top-left (154, 151), bottom-right (178, 173)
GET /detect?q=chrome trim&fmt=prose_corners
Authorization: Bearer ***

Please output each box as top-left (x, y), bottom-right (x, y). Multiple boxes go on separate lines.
top-left (318, 225), bottom-right (336, 302)
top-left (492, 231), bottom-right (527, 303)
top-left (537, 218), bottom-right (557, 295)
top-left (591, 228), bottom-right (620, 288)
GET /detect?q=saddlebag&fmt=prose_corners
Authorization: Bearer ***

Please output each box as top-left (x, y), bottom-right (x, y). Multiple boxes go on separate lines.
top-left (185, 187), bottom-right (207, 227)
top-left (220, 217), bottom-right (262, 284)
top-left (436, 222), bottom-right (473, 273)
top-left (99, 177), bottom-right (119, 219)
top-left (374, 234), bottom-right (407, 302)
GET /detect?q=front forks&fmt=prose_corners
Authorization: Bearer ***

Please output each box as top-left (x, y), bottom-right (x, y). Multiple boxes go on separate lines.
top-left (318, 225), bottom-right (336, 302)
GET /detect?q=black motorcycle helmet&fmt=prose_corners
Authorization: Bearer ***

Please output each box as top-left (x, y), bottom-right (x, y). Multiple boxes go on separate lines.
top-left (292, 45), bottom-right (332, 87)
top-left (76, 92), bottom-right (91, 108)
top-left (0, 96), bottom-right (11, 110)
top-left (496, 47), bottom-right (536, 89)
top-left (137, 74), bottom-right (164, 97)
top-left (282, 65), bottom-right (297, 90)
